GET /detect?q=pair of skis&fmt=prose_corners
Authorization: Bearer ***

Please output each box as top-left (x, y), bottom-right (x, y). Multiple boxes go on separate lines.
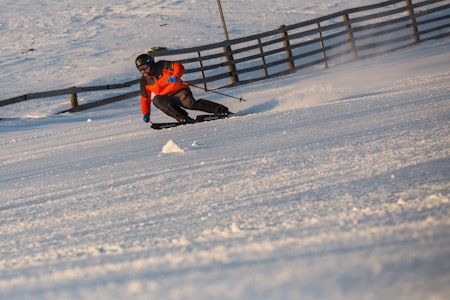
top-left (150, 114), bottom-right (231, 130)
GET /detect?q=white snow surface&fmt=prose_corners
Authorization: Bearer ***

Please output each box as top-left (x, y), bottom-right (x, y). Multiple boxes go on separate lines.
top-left (1, 1), bottom-right (450, 299)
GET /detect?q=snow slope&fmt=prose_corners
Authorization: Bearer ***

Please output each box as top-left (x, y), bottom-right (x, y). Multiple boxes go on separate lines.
top-left (1, 1), bottom-right (450, 299)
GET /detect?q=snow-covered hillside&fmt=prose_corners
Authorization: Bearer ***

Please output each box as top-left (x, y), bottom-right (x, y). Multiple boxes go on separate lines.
top-left (1, 1), bottom-right (449, 299)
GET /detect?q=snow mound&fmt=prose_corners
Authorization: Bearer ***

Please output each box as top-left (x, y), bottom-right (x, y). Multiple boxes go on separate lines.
top-left (162, 139), bottom-right (184, 154)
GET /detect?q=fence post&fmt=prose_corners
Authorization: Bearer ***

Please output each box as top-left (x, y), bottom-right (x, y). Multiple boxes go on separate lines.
top-left (317, 22), bottom-right (329, 68)
top-left (280, 25), bottom-right (295, 70)
top-left (405, 0), bottom-right (420, 42)
top-left (197, 51), bottom-right (207, 91)
top-left (222, 44), bottom-right (239, 84)
top-left (258, 38), bottom-right (269, 78)
top-left (343, 13), bottom-right (359, 59)
top-left (70, 93), bottom-right (78, 109)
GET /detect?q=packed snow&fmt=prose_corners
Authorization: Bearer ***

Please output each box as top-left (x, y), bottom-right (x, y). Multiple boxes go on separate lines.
top-left (1, 1), bottom-right (449, 299)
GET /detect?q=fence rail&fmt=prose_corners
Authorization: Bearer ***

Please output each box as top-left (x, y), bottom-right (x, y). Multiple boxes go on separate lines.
top-left (1, 0), bottom-right (449, 113)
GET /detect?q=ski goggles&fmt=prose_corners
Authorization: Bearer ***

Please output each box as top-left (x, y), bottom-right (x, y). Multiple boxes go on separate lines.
top-left (138, 64), bottom-right (150, 72)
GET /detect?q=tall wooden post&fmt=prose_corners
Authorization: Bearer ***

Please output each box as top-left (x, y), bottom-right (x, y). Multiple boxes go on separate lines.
top-left (217, 0), bottom-right (238, 84)
top-left (405, 0), bottom-right (420, 42)
top-left (280, 25), bottom-right (295, 70)
top-left (343, 13), bottom-right (359, 59)
top-left (222, 44), bottom-right (238, 84)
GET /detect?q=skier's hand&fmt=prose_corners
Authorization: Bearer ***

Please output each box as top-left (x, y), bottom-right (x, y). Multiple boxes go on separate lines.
top-left (167, 76), bottom-right (178, 82)
top-left (143, 113), bottom-right (150, 123)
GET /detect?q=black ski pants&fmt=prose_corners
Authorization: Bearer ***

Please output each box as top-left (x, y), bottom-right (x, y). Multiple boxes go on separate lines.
top-left (152, 88), bottom-right (225, 119)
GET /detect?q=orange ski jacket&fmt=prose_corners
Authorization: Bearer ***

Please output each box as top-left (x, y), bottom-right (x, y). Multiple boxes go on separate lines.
top-left (139, 60), bottom-right (189, 115)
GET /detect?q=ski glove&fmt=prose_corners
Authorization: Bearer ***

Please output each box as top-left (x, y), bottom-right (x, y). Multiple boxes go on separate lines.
top-left (143, 113), bottom-right (150, 123)
top-left (167, 76), bottom-right (178, 82)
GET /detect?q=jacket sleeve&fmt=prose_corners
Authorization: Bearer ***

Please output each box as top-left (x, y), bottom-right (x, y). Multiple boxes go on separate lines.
top-left (171, 61), bottom-right (185, 78)
top-left (139, 77), bottom-right (152, 115)
top-left (140, 95), bottom-right (151, 115)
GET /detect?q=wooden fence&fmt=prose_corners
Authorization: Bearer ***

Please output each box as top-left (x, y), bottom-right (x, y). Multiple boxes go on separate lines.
top-left (1, 0), bottom-right (449, 113)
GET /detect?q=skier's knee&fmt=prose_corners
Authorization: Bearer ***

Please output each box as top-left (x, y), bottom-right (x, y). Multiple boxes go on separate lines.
top-left (175, 89), bottom-right (195, 109)
top-left (181, 95), bottom-right (196, 109)
top-left (152, 96), bottom-right (166, 109)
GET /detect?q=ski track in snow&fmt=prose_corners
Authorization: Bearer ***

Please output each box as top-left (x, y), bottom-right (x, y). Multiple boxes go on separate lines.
top-left (1, 0), bottom-right (450, 299)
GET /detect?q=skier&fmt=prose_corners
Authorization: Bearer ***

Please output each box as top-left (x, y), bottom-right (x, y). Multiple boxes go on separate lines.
top-left (135, 53), bottom-right (230, 124)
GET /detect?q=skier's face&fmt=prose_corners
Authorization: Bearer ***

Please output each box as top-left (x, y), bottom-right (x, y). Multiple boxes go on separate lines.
top-left (138, 64), bottom-right (150, 75)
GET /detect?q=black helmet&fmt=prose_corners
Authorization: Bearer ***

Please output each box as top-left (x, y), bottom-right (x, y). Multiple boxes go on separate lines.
top-left (135, 54), bottom-right (154, 68)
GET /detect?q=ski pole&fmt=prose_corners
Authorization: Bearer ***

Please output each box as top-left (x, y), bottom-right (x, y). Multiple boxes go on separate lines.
top-left (190, 84), bottom-right (247, 102)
